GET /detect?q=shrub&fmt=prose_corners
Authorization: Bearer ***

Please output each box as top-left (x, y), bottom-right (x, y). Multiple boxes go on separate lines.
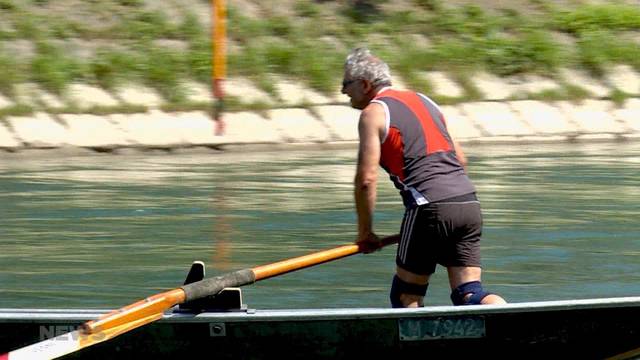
top-left (227, 8), bottom-right (270, 45)
top-left (0, 0), bottom-right (16, 10)
top-left (0, 54), bottom-right (22, 97)
top-left (430, 38), bottom-right (480, 71)
top-left (554, 4), bottom-right (640, 33)
top-left (480, 30), bottom-right (561, 76)
top-left (413, 0), bottom-right (443, 12)
top-left (293, 1), bottom-right (320, 18)
top-left (88, 49), bottom-right (137, 90)
top-left (30, 41), bottom-right (83, 94)
top-left (13, 14), bottom-right (40, 39)
top-left (574, 30), bottom-right (640, 75)
top-left (177, 12), bottom-right (203, 43)
top-left (187, 35), bottom-right (211, 84)
top-left (292, 42), bottom-right (343, 93)
top-left (117, 10), bottom-right (177, 41)
top-left (117, 0), bottom-right (142, 6)
top-left (136, 46), bottom-right (186, 102)
top-left (265, 16), bottom-right (293, 37)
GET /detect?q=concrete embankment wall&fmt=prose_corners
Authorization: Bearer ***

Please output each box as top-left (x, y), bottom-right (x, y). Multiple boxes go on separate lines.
top-left (1, 70), bottom-right (639, 153)
top-left (1, 98), bottom-right (638, 154)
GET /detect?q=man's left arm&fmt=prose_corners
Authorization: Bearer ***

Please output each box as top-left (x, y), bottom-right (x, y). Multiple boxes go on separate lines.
top-left (453, 138), bottom-right (468, 172)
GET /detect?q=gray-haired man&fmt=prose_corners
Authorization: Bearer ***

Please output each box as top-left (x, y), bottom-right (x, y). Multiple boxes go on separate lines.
top-left (343, 48), bottom-right (506, 307)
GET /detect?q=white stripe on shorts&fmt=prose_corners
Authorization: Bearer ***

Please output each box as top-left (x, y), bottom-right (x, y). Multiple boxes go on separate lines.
top-left (399, 207), bottom-right (419, 263)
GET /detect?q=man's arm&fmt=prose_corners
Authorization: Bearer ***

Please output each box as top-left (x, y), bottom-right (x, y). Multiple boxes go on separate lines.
top-left (354, 103), bottom-right (386, 243)
top-left (453, 138), bottom-right (468, 172)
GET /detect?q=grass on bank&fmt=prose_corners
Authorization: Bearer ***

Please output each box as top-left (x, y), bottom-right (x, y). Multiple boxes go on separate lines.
top-left (552, 3), bottom-right (640, 33)
top-left (0, 52), bottom-right (23, 97)
top-left (30, 41), bottom-right (84, 95)
top-left (226, 1), bottom-right (640, 95)
top-left (0, 0), bottom-right (639, 116)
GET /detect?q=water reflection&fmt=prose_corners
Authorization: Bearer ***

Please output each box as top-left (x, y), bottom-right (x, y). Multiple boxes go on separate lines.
top-left (0, 141), bottom-right (639, 309)
top-left (210, 184), bottom-right (234, 271)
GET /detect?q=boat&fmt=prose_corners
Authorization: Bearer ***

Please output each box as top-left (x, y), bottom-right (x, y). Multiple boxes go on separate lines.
top-left (3, 242), bottom-right (640, 359)
top-left (2, 295), bottom-right (640, 359)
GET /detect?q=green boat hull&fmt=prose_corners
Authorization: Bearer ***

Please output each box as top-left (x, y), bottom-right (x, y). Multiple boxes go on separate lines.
top-left (2, 297), bottom-right (640, 359)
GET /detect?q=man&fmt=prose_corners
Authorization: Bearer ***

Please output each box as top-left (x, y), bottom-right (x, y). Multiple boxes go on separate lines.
top-left (343, 48), bottom-right (506, 308)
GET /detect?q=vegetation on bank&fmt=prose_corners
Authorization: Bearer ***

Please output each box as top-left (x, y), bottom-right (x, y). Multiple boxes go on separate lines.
top-left (227, 0), bottom-right (640, 100)
top-left (0, 0), bottom-right (209, 104)
top-left (0, 0), bottom-right (639, 117)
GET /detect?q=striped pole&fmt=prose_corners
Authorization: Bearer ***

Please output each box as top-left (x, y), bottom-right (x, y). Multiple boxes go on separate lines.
top-left (212, 0), bottom-right (226, 135)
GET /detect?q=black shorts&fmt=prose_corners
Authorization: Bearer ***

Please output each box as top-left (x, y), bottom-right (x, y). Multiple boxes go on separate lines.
top-left (396, 194), bottom-right (483, 275)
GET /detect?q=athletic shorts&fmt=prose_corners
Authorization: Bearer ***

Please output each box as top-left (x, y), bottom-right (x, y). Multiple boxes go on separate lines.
top-left (396, 193), bottom-right (482, 275)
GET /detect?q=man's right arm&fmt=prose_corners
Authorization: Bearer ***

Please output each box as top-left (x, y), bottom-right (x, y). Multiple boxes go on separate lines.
top-left (354, 103), bottom-right (385, 244)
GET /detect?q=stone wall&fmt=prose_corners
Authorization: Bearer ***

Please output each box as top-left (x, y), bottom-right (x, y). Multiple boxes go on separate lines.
top-left (1, 98), bottom-right (638, 154)
top-left (1, 68), bottom-right (639, 153)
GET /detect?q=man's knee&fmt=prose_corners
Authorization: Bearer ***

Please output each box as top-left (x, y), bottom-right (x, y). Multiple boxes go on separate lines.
top-left (390, 275), bottom-right (428, 308)
top-left (450, 280), bottom-right (491, 305)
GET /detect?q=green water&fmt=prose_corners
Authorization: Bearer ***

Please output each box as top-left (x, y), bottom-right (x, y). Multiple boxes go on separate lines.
top-left (1, 142), bottom-right (639, 309)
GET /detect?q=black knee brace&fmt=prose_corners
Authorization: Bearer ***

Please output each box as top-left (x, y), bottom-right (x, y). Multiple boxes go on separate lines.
top-left (450, 281), bottom-right (490, 306)
top-left (390, 275), bottom-right (429, 308)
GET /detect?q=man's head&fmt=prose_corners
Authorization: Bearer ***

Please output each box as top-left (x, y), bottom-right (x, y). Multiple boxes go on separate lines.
top-left (342, 48), bottom-right (392, 109)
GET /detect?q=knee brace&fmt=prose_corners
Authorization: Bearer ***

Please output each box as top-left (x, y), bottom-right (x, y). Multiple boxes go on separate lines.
top-left (450, 281), bottom-right (490, 306)
top-left (390, 275), bottom-right (429, 308)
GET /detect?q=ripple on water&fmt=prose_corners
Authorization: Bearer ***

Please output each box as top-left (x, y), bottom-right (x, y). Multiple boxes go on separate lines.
top-left (1, 143), bottom-right (639, 308)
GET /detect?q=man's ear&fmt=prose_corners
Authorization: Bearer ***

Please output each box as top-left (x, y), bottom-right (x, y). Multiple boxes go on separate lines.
top-left (362, 79), bottom-right (374, 94)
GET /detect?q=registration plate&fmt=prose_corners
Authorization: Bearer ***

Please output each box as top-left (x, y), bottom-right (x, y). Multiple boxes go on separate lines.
top-left (399, 316), bottom-right (486, 341)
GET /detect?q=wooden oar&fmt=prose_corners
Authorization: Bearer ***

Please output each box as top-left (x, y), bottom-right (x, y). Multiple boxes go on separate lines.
top-left (1, 234), bottom-right (399, 360)
top-left (607, 345), bottom-right (640, 360)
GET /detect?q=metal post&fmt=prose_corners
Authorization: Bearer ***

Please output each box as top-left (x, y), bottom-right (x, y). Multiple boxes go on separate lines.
top-left (212, 0), bottom-right (226, 136)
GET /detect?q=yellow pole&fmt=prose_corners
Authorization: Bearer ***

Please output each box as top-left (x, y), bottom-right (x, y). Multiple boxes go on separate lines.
top-left (212, 0), bottom-right (226, 135)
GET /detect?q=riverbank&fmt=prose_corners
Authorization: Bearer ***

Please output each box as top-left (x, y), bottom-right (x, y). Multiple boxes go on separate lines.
top-left (1, 0), bottom-right (639, 155)
top-left (0, 95), bottom-right (638, 155)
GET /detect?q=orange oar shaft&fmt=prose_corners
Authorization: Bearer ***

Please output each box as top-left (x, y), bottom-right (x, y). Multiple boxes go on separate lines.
top-left (253, 235), bottom-right (399, 281)
top-left (252, 244), bottom-right (360, 281)
top-left (83, 288), bottom-right (185, 334)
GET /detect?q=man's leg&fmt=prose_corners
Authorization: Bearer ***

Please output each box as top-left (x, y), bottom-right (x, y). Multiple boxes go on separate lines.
top-left (447, 266), bottom-right (506, 305)
top-left (438, 199), bottom-right (505, 306)
top-left (392, 266), bottom-right (431, 308)
top-left (394, 203), bottom-right (444, 308)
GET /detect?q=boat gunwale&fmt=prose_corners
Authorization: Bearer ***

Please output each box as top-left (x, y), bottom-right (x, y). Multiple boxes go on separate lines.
top-left (1, 296), bottom-right (640, 323)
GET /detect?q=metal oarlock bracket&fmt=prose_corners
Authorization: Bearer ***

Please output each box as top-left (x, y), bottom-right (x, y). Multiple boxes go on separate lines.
top-left (175, 261), bottom-right (247, 313)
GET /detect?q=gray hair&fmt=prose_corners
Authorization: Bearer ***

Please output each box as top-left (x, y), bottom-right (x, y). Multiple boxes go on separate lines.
top-left (344, 48), bottom-right (392, 87)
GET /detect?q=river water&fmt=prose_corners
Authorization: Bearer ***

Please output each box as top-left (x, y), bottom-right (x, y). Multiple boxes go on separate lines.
top-left (0, 141), bottom-right (639, 310)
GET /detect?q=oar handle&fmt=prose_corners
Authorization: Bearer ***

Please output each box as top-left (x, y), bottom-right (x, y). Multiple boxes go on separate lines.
top-left (253, 234), bottom-right (400, 281)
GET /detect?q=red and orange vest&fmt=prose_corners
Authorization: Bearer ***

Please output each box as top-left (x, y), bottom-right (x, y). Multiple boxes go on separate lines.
top-left (372, 88), bottom-right (475, 208)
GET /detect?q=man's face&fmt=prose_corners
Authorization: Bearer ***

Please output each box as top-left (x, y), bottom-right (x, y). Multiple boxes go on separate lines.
top-left (341, 73), bottom-right (369, 110)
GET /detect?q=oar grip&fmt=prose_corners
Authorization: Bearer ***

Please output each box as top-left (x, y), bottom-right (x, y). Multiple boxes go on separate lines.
top-left (181, 269), bottom-right (256, 303)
